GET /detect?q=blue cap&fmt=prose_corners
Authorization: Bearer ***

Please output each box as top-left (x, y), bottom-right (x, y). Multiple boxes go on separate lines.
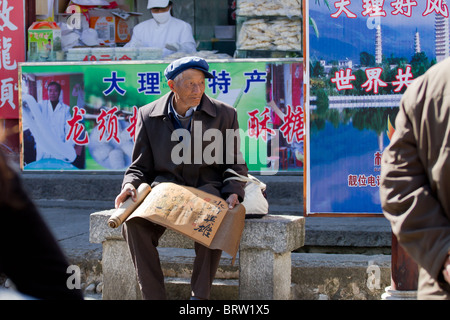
top-left (164, 56), bottom-right (215, 81)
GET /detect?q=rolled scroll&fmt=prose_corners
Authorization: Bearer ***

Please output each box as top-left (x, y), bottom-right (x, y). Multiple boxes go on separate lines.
top-left (107, 183), bottom-right (152, 228)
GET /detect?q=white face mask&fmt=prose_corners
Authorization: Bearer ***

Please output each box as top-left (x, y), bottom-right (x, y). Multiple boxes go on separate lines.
top-left (152, 11), bottom-right (171, 24)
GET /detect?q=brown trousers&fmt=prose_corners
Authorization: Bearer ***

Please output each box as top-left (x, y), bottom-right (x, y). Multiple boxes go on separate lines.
top-left (122, 217), bottom-right (222, 300)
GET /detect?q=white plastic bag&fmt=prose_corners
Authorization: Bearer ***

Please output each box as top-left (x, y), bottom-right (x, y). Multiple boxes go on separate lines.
top-left (223, 169), bottom-right (268, 218)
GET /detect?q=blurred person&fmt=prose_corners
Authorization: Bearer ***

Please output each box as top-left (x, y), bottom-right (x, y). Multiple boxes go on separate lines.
top-left (124, 0), bottom-right (196, 57)
top-left (380, 58), bottom-right (450, 300)
top-left (0, 148), bottom-right (83, 300)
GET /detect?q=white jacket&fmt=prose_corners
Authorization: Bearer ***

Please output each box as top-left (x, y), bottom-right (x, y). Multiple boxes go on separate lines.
top-left (22, 95), bottom-right (76, 163)
top-left (125, 16), bottom-right (196, 57)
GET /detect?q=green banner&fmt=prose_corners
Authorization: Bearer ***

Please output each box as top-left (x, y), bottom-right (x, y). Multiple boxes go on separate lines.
top-left (20, 59), bottom-right (303, 173)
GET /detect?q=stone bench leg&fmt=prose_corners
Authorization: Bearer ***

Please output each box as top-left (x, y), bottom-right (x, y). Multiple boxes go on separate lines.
top-left (239, 249), bottom-right (291, 300)
top-left (102, 240), bottom-right (142, 300)
top-left (238, 215), bottom-right (305, 300)
top-left (90, 211), bottom-right (142, 300)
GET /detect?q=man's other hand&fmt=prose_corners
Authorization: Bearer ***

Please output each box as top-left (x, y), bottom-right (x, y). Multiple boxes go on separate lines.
top-left (225, 193), bottom-right (240, 209)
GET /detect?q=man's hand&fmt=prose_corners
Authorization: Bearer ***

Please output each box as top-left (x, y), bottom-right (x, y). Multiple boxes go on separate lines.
top-left (225, 193), bottom-right (240, 209)
top-left (443, 254), bottom-right (450, 284)
top-left (115, 183), bottom-right (137, 209)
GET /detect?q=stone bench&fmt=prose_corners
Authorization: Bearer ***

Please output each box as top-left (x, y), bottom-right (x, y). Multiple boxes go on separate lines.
top-left (90, 210), bottom-right (305, 300)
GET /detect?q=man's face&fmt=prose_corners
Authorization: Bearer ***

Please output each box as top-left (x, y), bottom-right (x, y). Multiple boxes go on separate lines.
top-left (48, 85), bottom-right (60, 102)
top-left (170, 69), bottom-right (206, 109)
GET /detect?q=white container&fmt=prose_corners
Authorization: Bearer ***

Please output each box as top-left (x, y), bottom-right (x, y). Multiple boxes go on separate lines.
top-left (66, 53), bottom-right (88, 61)
top-left (137, 47), bottom-right (163, 60)
top-left (90, 47), bottom-right (115, 61)
top-left (68, 47), bottom-right (91, 55)
top-left (67, 47), bottom-right (91, 61)
top-left (115, 47), bottom-right (138, 60)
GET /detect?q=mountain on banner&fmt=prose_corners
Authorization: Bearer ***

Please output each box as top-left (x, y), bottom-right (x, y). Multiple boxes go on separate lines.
top-left (309, 9), bottom-right (435, 63)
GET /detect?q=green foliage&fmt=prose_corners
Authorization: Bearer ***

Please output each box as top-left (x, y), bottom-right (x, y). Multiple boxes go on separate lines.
top-left (410, 51), bottom-right (431, 78)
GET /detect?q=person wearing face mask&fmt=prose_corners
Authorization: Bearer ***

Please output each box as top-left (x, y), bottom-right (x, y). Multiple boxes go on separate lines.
top-left (124, 0), bottom-right (197, 57)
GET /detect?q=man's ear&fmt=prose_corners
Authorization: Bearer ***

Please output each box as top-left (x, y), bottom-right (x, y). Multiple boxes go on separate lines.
top-left (168, 79), bottom-right (175, 91)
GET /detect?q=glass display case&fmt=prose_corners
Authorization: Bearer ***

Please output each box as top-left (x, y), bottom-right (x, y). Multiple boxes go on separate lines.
top-left (235, 0), bottom-right (302, 58)
top-left (26, 0), bottom-right (302, 62)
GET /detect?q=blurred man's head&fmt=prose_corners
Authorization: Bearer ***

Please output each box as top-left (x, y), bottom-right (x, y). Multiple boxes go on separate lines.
top-left (47, 82), bottom-right (61, 103)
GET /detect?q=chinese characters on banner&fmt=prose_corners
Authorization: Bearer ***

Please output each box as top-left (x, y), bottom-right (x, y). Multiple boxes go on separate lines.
top-left (64, 68), bottom-right (302, 146)
top-left (331, 65), bottom-right (413, 93)
top-left (20, 60), bottom-right (304, 172)
top-left (0, 0), bottom-right (25, 119)
top-left (347, 151), bottom-right (382, 187)
top-left (331, 0), bottom-right (449, 19)
top-left (248, 105), bottom-right (304, 144)
top-left (307, 0), bottom-right (445, 215)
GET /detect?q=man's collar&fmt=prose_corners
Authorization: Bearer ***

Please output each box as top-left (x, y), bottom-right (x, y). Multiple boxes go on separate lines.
top-left (168, 96), bottom-right (197, 119)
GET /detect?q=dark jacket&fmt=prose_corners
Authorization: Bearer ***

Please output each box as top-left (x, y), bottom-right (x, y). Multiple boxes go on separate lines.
top-left (122, 92), bottom-right (248, 201)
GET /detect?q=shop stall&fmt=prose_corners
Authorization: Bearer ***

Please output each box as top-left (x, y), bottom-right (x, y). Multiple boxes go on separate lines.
top-left (27, 0), bottom-right (302, 62)
top-left (3, 0), bottom-right (304, 174)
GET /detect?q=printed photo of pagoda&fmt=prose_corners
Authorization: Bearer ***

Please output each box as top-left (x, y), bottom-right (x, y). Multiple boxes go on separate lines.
top-left (307, 0), bottom-right (450, 213)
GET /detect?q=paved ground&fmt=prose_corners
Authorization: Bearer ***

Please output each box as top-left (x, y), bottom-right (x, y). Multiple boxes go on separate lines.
top-left (35, 200), bottom-right (107, 263)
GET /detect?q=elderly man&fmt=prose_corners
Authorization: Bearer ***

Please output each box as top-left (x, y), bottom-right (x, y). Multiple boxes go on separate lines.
top-left (115, 56), bottom-right (248, 300)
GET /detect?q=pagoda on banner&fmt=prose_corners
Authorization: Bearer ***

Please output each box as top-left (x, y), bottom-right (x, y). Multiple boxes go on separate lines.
top-left (414, 28), bottom-right (421, 53)
top-left (375, 24), bottom-right (382, 64)
top-left (435, 2), bottom-right (450, 62)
